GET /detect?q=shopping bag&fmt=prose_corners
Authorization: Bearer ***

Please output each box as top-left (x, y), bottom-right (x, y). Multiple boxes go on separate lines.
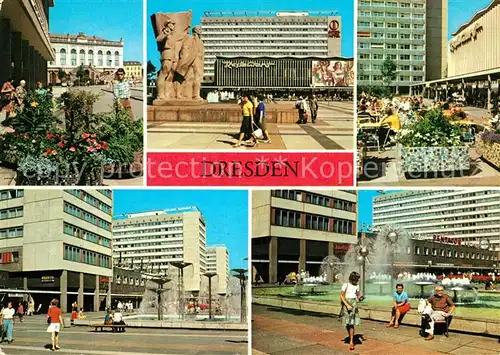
top-left (252, 121), bottom-right (264, 140)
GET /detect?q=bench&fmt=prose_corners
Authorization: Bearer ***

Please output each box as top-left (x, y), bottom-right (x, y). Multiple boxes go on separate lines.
top-left (90, 324), bottom-right (127, 332)
top-left (420, 315), bottom-right (452, 337)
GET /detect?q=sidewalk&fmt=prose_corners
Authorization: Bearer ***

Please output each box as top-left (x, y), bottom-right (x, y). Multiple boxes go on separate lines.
top-left (252, 305), bottom-right (500, 355)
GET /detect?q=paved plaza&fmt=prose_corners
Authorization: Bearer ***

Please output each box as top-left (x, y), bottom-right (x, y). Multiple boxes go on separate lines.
top-left (252, 305), bottom-right (500, 355)
top-left (147, 101), bottom-right (354, 150)
top-left (0, 313), bottom-right (247, 355)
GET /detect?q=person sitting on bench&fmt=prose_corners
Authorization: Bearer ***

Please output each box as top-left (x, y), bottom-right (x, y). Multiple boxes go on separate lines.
top-left (387, 283), bottom-right (410, 328)
top-left (104, 310), bottom-right (113, 325)
top-left (423, 285), bottom-right (455, 341)
top-left (112, 311), bottom-right (125, 332)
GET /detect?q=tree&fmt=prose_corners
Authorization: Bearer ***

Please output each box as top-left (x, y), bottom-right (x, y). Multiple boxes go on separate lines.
top-left (57, 68), bottom-right (66, 83)
top-left (381, 58), bottom-right (397, 89)
top-left (147, 60), bottom-right (156, 83)
top-left (76, 64), bottom-right (85, 86)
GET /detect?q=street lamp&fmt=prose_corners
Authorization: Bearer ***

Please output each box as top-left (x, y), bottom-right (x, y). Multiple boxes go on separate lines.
top-left (203, 272), bottom-right (217, 320)
top-left (358, 246), bottom-right (370, 295)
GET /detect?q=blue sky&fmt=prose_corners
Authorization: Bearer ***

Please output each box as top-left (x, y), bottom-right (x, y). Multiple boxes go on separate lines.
top-left (49, 0), bottom-right (143, 62)
top-left (448, 0), bottom-right (492, 38)
top-left (113, 190), bottom-right (249, 270)
top-left (357, 190), bottom-right (401, 231)
top-left (147, 0), bottom-right (354, 70)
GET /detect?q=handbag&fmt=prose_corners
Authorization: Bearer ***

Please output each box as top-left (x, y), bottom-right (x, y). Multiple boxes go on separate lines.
top-left (252, 121), bottom-right (263, 140)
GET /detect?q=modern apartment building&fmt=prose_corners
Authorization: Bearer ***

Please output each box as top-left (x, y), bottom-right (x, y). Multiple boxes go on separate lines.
top-left (357, 0), bottom-right (447, 93)
top-left (112, 207), bottom-right (207, 292)
top-left (206, 246), bottom-right (229, 294)
top-left (373, 190), bottom-right (500, 251)
top-left (200, 11), bottom-right (343, 82)
top-left (0, 189), bottom-right (113, 313)
top-left (0, 0), bottom-right (55, 87)
top-left (252, 190), bottom-right (358, 284)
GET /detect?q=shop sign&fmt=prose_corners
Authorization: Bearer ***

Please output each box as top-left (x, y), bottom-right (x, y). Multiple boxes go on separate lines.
top-left (328, 20), bottom-right (341, 38)
top-left (221, 61), bottom-right (276, 70)
top-left (8, 293), bottom-right (23, 297)
top-left (41, 276), bottom-right (55, 283)
top-left (450, 23), bottom-right (483, 52)
top-left (433, 235), bottom-right (462, 246)
top-left (99, 277), bottom-right (110, 283)
top-left (334, 244), bottom-right (350, 251)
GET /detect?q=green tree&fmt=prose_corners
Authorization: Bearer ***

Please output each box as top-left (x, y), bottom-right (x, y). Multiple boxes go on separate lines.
top-left (76, 65), bottom-right (85, 86)
top-left (381, 58), bottom-right (397, 89)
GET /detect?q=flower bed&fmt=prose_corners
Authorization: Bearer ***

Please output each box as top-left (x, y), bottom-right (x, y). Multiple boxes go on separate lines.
top-left (398, 146), bottom-right (470, 173)
top-left (476, 131), bottom-right (500, 168)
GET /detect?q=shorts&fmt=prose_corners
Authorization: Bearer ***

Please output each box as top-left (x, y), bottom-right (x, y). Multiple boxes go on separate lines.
top-left (46, 323), bottom-right (61, 333)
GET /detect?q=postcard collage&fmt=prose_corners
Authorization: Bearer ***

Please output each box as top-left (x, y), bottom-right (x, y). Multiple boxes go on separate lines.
top-left (0, 0), bottom-right (499, 354)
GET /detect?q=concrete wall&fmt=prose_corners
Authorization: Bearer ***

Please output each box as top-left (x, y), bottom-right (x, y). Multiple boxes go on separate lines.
top-left (426, 0), bottom-right (448, 80)
top-left (183, 211), bottom-right (204, 292)
top-left (252, 191), bottom-right (272, 239)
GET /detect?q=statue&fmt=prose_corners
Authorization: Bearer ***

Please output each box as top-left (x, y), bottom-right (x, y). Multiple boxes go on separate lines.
top-left (151, 10), bottom-right (206, 105)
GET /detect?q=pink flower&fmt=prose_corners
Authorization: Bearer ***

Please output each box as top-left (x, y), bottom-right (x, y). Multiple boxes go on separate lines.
top-left (81, 133), bottom-right (90, 139)
top-left (69, 146), bottom-right (76, 152)
top-left (87, 146), bottom-right (95, 152)
top-left (102, 142), bottom-right (109, 151)
top-left (95, 144), bottom-right (102, 150)
top-left (51, 150), bottom-right (57, 155)
top-left (57, 141), bottom-right (65, 148)
top-left (90, 134), bottom-right (97, 139)
top-left (46, 133), bottom-right (55, 140)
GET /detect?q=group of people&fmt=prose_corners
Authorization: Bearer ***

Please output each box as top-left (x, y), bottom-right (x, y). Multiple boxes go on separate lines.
top-left (104, 309), bottom-right (126, 332)
top-left (234, 94), bottom-right (272, 147)
top-left (1, 298), bottom-right (63, 351)
top-left (295, 95), bottom-right (319, 124)
top-left (115, 300), bottom-right (135, 313)
top-left (340, 271), bottom-right (456, 351)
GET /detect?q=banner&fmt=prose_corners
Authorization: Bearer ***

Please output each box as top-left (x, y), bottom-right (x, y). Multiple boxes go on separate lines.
top-left (312, 60), bottom-right (354, 87)
top-left (147, 152), bottom-right (355, 186)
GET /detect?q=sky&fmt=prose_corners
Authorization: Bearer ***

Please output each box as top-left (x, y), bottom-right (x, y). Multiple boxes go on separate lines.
top-left (113, 190), bottom-right (249, 270)
top-left (147, 0), bottom-right (355, 70)
top-left (357, 190), bottom-right (401, 231)
top-left (448, 0), bottom-right (492, 38)
top-left (49, 0), bottom-right (143, 62)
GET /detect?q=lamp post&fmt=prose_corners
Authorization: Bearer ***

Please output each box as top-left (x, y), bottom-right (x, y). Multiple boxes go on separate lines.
top-left (358, 246), bottom-right (370, 295)
top-left (171, 262), bottom-right (192, 320)
top-left (231, 268), bottom-right (247, 323)
top-left (203, 272), bottom-right (217, 320)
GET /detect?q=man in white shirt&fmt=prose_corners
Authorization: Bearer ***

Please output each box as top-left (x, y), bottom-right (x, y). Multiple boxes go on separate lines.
top-left (112, 311), bottom-right (125, 333)
top-left (1, 302), bottom-right (15, 343)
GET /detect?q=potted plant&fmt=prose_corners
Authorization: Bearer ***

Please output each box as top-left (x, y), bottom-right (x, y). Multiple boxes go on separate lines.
top-left (396, 109), bottom-right (470, 177)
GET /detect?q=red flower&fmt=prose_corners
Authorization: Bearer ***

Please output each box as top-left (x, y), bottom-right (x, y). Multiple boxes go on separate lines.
top-left (69, 146), bottom-right (76, 152)
top-left (57, 141), bottom-right (65, 148)
top-left (46, 133), bottom-right (56, 140)
top-left (45, 148), bottom-right (52, 154)
top-left (102, 142), bottom-right (109, 151)
top-left (87, 146), bottom-right (95, 152)
top-left (90, 134), bottom-right (97, 139)
top-left (82, 133), bottom-right (90, 139)
top-left (86, 138), bottom-right (92, 144)
top-left (95, 144), bottom-right (102, 150)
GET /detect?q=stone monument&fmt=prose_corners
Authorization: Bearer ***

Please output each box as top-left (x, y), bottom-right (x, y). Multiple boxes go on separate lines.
top-left (151, 10), bottom-right (206, 105)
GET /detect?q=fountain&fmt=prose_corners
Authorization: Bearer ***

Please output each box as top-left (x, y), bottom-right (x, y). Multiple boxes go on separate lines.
top-left (441, 277), bottom-right (478, 304)
top-left (170, 261), bottom-right (192, 320)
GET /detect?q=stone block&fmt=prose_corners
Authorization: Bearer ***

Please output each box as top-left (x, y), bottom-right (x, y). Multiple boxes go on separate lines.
top-left (398, 145), bottom-right (470, 173)
top-left (486, 320), bottom-right (500, 336)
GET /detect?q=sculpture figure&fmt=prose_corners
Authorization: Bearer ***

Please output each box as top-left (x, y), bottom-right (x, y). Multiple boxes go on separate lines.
top-left (151, 11), bottom-right (205, 103)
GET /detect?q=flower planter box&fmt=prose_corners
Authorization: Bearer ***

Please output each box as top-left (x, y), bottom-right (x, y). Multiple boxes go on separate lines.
top-left (397, 145), bottom-right (470, 174)
top-left (357, 145), bottom-right (366, 178)
top-left (103, 152), bottom-right (143, 177)
top-left (475, 135), bottom-right (500, 168)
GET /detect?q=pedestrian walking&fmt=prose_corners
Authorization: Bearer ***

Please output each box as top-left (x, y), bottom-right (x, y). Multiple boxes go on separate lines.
top-left (255, 95), bottom-right (271, 144)
top-left (47, 299), bottom-right (63, 351)
top-left (340, 272), bottom-right (364, 351)
top-left (17, 302), bottom-right (24, 322)
top-left (234, 95), bottom-right (256, 147)
top-left (113, 68), bottom-right (134, 120)
top-left (309, 95), bottom-right (319, 123)
top-left (1, 302), bottom-right (15, 344)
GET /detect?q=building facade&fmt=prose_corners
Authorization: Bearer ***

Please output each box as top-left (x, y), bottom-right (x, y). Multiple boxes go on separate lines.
top-left (206, 246), bottom-right (229, 295)
top-left (112, 207), bottom-right (207, 292)
top-left (0, 0), bottom-right (55, 87)
top-left (252, 190), bottom-right (358, 284)
top-left (0, 189), bottom-right (113, 313)
top-left (448, 0), bottom-right (500, 78)
top-left (214, 57), bottom-right (354, 90)
top-left (123, 60), bottom-right (143, 80)
top-left (373, 190), bottom-right (500, 251)
top-left (47, 32), bottom-right (123, 84)
top-left (357, 0), bottom-right (447, 93)
top-left (200, 11), bottom-right (343, 83)
top-left (359, 232), bottom-right (499, 272)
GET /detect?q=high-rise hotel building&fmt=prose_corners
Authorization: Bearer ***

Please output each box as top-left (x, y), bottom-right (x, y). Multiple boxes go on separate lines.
top-left (200, 11), bottom-right (343, 82)
top-left (0, 189), bottom-right (113, 313)
top-left (206, 246), bottom-right (229, 294)
top-left (112, 207), bottom-right (207, 292)
top-left (252, 190), bottom-right (358, 284)
top-left (357, 0), bottom-right (447, 93)
top-left (373, 190), bottom-right (500, 251)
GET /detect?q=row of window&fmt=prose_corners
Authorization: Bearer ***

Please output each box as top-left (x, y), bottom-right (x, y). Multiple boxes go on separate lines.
top-left (66, 190), bottom-right (112, 215)
top-left (359, 43), bottom-right (424, 51)
top-left (0, 207), bottom-right (23, 220)
top-left (114, 275), bottom-right (145, 286)
top-left (64, 244), bottom-right (111, 268)
top-left (63, 222), bottom-right (111, 248)
top-left (55, 49), bottom-right (120, 67)
top-left (97, 190), bottom-right (113, 199)
top-left (360, 11), bottom-right (424, 19)
top-left (359, 75), bottom-right (424, 82)
top-left (113, 220), bottom-right (183, 230)
top-left (272, 208), bottom-right (355, 235)
top-left (410, 246), bottom-right (498, 261)
top-left (0, 190), bottom-right (23, 201)
top-left (203, 22), bottom-right (327, 26)
top-left (63, 202), bottom-right (111, 231)
top-left (114, 228), bottom-right (183, 237)
top-left (360, 1), bottom-right (425, 9)
top-left (272, 190), bottom-right (356, 212)
top-left (359, 31), bottom-right (424, 41)
top-left (376, 213), bottom-right (500, 227)
top-left (0, 227), bottom-right (23, 239)
top-left (360, 22), bottom-right (424, 29)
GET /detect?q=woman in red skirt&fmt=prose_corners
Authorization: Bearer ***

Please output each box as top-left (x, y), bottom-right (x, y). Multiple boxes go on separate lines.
top-left (387, 283), bottom-right (411, 328)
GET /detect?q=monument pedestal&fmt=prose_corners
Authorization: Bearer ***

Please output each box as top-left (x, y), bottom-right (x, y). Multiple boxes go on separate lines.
top-left (153, 99), bottom-right (208, 106)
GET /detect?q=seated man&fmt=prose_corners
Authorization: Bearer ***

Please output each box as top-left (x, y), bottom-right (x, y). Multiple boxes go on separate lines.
top-left (112, 311), bottom-right (125, 332)
top-left (423, 285), bottom-right (455, 340)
